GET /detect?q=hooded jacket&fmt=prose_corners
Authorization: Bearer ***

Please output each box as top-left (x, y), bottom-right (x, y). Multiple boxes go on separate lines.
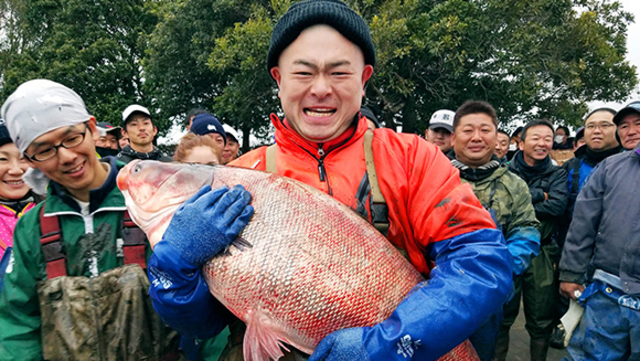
top-left (148, 114), bottom-right (513, 359)
top-left (447, 152), bottom-right (540, 275)
top-left (559, 144), bottom-right (640, 296)
top-left (508, 152), bottom-right (568, 241)
top-left (116, 145), bottom-right (172, 163)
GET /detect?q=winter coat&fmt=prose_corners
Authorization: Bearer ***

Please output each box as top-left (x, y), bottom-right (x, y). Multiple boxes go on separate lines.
top-left (508, 153), bottom-right (568, 241)
top-left (116, 145), bottom-right (172, 163)
top-left (0, 201), bottom-right (35, 260)
top-left (0, 158), bottom-right (157, 360)
top-left (449, 156), bottom-right (540, 276)
top-left (148, 114), bottom-right (513, 359)
top-left (559, 145), bottom-right (640, 296)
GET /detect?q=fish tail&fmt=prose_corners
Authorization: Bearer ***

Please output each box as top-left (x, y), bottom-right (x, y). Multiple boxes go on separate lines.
top-left (244, 310), bottom-right (290, 361)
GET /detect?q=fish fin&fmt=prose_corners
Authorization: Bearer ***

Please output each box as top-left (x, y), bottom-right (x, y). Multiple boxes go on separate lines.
top-left (219, 237), bottom-right (253, 256)
top-left (233, 236), bottom-right (253, 251)
top-left (243, 310), bottom-right (290, 361)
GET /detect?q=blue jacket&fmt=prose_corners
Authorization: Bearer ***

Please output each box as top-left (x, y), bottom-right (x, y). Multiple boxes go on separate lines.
top-left (558, 145), bottom-right (623, 249)
top-left (559, 145), bottom-right (640, 296)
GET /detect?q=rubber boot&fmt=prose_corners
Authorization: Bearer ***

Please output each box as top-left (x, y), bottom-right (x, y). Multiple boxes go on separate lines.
top-left (530, 338), bottom-right (550, 361)
top-left (492, 332), bottom-right (509, 361)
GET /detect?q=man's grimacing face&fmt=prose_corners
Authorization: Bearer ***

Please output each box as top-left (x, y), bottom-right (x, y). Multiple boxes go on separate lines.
top-left (270, 25), bottom-right (373, 143)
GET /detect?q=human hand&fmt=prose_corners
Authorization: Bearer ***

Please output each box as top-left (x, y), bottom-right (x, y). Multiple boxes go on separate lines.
top-left (560, 282), bottom-right (585, 300)
top-left (309, 327), bottom-right (370, 361)
top-left (163, 184), bottom-right (253, 267)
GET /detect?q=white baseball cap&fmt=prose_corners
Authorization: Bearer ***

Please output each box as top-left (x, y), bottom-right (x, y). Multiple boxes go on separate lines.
top-left (429, 109), bottom-right (455, 133)
top-left (222, 124), bottom-right (241, 143)
top-left (122, 104), bottom-right (151, 125)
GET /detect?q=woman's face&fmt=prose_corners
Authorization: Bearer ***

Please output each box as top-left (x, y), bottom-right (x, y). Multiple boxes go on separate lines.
top-left (0, 142), bottom-right (30, 200)
top-left (182, 146), bottom-right (220, 166)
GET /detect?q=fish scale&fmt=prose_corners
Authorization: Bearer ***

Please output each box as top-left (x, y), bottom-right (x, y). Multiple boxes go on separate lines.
top-left (117, 160), bottom-right (480, 361)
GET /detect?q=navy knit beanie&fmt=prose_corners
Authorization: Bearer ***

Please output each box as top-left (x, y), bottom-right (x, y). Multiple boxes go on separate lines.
top-left (267, 0), bottom-right (376, 71)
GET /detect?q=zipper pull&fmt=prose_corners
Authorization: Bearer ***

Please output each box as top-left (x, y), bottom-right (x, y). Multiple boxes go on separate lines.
top-left (317, 144), bottom-right (325, 157)
top-left (318, 161), bottom-right (326, 182)
top-left (317, 144), bottom-right (326, 181)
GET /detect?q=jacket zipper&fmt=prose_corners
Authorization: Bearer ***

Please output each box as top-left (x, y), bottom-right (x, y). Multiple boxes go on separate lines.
top-left (287, 122), bottom-right (359, 196)
top-left (317, 145), bottom-right (327, 182)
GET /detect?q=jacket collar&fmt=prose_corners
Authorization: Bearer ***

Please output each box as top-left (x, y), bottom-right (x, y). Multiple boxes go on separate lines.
top-left (272, 113), bottom-right (368, 159)
top-left (46, 157), bottom-right (125, 215)
top-left (120, 144), bottom-right (164, 159)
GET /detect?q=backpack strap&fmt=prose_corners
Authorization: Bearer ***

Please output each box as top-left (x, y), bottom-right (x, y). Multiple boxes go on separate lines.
top-left (40, 206), bottom-right (67, 279)
top-left (122, 210), bottom-right (147, 269)
top-left (0, 238), bottom-right (7, 251)
top-left (266, 145), bottom-right (277, 173)
top-left (363, 129), bottom-right (390, 236)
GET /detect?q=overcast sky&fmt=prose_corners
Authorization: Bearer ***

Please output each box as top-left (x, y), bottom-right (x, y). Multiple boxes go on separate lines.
top-left (591, 0), bottom-right (640, 110)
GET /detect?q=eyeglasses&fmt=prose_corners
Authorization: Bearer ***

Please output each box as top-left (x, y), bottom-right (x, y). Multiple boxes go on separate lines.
top-left (585, 122), bottom-right (615, 131)
top-left (25, 124), bottom-right (88, 162)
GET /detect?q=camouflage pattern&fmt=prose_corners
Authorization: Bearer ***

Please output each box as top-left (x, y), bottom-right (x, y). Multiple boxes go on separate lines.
top-left (461, 165), bottom-right (540, 241)
top-left (37, 264), bottom-right (179, 361)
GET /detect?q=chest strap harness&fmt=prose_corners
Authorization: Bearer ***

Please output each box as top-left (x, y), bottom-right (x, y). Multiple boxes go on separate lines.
top-left (265, 129), bottom-right (390, 236)
top-left (39, 206), bottom-right (147, 279)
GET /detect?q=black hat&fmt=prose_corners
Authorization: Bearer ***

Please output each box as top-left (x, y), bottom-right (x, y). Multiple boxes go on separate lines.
top-left (0, 119), bottom-right (12, 148)
top-left (191, 114), bottom-right (227, 144)
top-left (575, 126), bottom-right (585, 141)
top-left (97, 121), bottom-right (122, 140)
top-left (511, 126), bottom-right (524, 138)
top-left (613, 101), bottom-right (640, 126)
top-left (267, 0), bottom-right (376, 71)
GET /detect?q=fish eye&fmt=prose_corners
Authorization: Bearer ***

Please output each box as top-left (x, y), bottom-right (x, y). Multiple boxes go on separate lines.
top-left (133, 163), bottom-right (142, 173)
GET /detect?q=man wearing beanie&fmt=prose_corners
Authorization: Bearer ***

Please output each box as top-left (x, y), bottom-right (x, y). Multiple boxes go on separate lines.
top-left (148, 1), bottom-right (511, 360)
top-left (116, 104), bottom-right (172, 163)
top-left (0, 79), bottom-right (181, 360)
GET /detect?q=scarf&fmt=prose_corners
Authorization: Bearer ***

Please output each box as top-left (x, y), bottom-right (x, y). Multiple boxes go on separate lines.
top-left (511, 151), bottom-right (551, 183)
top-left (449, 151), bottom-right (502, 182)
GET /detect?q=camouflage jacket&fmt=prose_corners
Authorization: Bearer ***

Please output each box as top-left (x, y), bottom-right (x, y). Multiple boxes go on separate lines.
top-left (456, 163), bottom-right (541, 275)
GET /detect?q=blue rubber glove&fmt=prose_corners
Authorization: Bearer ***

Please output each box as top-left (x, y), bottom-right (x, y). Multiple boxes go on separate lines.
top-left (163, 184), bottom-right (254, 267)
top-left (310, 328), bottom-right (371, 361)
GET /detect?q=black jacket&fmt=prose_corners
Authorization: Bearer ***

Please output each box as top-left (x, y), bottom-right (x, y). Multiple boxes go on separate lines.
top-left (116, 145), bottom-right (172, 164)
top-left (508, 152), bottom-right (568, 241)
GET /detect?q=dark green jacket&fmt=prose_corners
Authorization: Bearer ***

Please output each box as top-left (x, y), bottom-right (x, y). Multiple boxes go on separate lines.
top-left (0, 159), bottom-right (152, 361)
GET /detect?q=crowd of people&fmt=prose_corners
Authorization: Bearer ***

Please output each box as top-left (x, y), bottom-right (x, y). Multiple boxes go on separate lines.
top-left (0, 0), bottom-right (638, 361)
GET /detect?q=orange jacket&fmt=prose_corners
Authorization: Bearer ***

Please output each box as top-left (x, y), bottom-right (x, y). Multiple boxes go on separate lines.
top-left (230, 114), bottom-right (495, 275)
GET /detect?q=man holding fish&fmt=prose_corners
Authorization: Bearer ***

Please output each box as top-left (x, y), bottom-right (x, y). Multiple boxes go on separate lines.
top-left (147, 0), bottom-right (513, 360)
